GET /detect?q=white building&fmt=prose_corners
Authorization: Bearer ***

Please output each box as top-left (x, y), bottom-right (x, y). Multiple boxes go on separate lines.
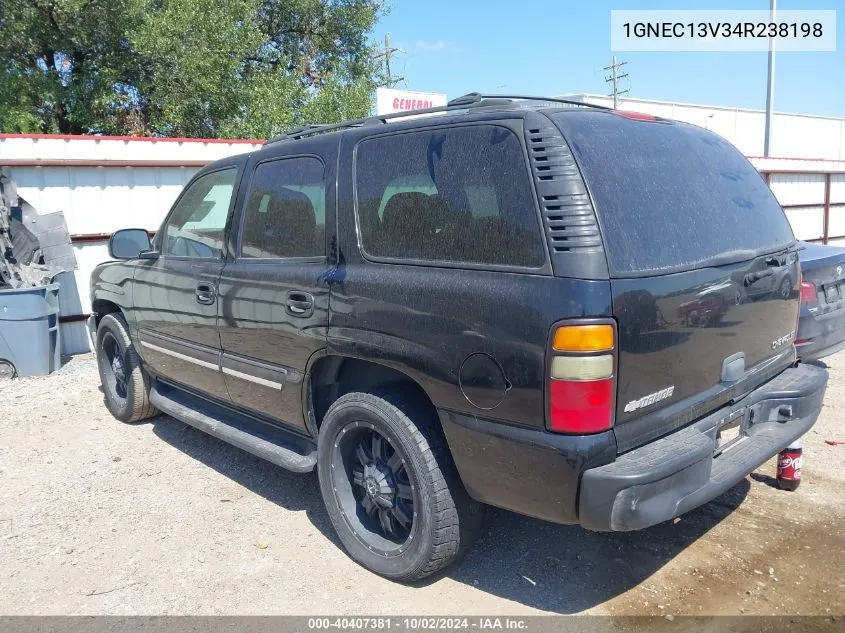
top-left (2, 95), bottom-right (845, 354)
top-left (561, 93), bottom-right (845, 161)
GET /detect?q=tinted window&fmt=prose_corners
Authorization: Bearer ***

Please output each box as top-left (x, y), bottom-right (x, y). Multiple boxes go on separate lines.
top-left (552, 111), bottom-right (794, 275)
top-left (240, 157), bottom-right (325, 258)
top-left (162, 168), bottom-right (236, 259)
top-left (355, 125), bottom-right (545, 267)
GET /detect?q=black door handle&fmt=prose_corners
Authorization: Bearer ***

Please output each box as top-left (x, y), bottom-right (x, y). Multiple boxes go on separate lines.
top-left (286, 291), bottom-right (314, 317)
top-left (196, 282), bottom-right (216, 305)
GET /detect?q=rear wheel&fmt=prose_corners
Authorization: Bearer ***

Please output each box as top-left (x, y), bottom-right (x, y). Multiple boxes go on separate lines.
top-left (96, 313), bottom-right (158, 423)
top-left (317, 390), bottom-right (482, 581)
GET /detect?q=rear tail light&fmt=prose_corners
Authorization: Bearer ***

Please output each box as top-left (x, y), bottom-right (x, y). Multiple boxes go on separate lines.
top-left (800, 281), bottom-right (817, 304)
top-left (547, 322), bottom-right (616, 434)
top-left (553, 324), bottom-right (614, 352)
top-left (551, 355), bottom-right (614, 381)
top-left (613, 110), bottom-right (657, 121)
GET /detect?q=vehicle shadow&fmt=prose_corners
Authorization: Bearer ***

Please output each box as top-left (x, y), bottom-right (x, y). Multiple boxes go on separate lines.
top-left (150, 413), bottom-right (749, 614)
top-left (805, 359), bottom-right (829, 369)
top-left (149, 414), bottom-right (341, 547)
top-left (436, 480), bottom-right (749, 613)
top-left (750, 472), bottom-right (780, 489)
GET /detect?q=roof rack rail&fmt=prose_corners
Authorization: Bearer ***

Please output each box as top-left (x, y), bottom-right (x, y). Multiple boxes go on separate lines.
top-left (266, 123), bottom-right (354, 144)
top-left (447, 93), bottom-right (612, 110)
top-left (264, 93), bottom-right (609, 145)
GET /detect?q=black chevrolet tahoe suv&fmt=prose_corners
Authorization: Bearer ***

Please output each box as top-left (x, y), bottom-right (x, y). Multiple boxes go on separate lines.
top-left (90, 94), bottom-right (828, 581)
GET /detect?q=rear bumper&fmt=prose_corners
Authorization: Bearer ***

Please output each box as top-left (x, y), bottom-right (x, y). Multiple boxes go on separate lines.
top-left (796, 306), bottom-right (845, 361)
top-left (579, 362), bottom-right (827, 531)
top-left (440, 362), bottom-right (827, 530)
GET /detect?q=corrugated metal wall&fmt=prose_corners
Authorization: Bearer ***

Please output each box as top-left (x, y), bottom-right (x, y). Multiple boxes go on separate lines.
top-left (1, 134), bottom-right (261, 355)
top-left (770, 174), bottom-right (827, 241)
top-left (752, 157), bottom-right (845, 247)
top-left (10, 165), bottom-right (196, 233)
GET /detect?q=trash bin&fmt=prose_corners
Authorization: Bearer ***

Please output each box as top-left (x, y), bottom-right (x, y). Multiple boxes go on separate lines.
top-left (0, 283), bottom-right (61, 378)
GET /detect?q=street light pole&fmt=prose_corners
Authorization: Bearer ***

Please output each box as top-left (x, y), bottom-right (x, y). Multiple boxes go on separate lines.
top-left (763, 0), bottom-right (776, 156)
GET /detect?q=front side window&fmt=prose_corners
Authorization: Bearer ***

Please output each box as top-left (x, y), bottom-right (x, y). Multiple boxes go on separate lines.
top-left (355, 125), bottom-right (546, 268)
top-left (240, 157), bottom-right (326, 259)
top-left (161, 168), bottom-right (237, 259)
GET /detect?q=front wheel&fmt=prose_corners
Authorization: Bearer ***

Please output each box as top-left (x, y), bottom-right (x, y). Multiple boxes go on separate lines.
top-left (317, 390), bottom-right (482, 581)
top-left (96, 313), bottom-right (158, 423)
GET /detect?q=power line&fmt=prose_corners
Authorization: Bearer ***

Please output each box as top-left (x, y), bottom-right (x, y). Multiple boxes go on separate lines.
top-left (374, 33), bottom-right (404, 87)
top-left (602, 55), bottom-right (629, 109)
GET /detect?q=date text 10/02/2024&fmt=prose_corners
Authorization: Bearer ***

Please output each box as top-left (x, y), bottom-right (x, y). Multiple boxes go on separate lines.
top-left (306, 617), bottom-right (529, 631)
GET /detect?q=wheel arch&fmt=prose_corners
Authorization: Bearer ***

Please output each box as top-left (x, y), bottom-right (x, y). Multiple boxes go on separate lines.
top-left (91, 298), bottom-right (123, 326)
top-left (304, 354), bottom-right (441, 437)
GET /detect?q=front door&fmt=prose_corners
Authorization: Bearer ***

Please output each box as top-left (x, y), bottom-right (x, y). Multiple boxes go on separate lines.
top-left (133, 166), bottom-right (238, 401)
top-left (217, 150), bottom-right (333, 431)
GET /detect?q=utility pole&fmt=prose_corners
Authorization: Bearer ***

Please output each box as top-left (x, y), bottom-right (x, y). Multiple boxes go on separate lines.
top-left (603, 55), bottom-right (629, 109)
top-left (381, 33), bottom-right (404, 88)
top-left (763, 0), bottom-right (776, 156)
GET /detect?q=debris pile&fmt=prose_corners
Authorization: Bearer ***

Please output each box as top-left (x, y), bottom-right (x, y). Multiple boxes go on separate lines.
top-left (0, 172), bottom-right (76, 289)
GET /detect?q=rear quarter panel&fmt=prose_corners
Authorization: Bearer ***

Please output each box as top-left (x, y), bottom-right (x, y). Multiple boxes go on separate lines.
top-left (327, 262), bottom-right (612, 428)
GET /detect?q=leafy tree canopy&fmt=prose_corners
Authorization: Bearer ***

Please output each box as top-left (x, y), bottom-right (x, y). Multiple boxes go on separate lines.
top-left (0, 0), bottom-right (386, 138)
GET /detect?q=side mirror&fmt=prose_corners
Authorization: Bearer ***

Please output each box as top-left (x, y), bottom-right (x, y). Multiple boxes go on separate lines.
top-left (108, 229), bottom-right (153, 259)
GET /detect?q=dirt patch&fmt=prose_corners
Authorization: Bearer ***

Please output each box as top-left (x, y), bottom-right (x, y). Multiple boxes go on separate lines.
top-left (0, 353), bottom-right (843, 615)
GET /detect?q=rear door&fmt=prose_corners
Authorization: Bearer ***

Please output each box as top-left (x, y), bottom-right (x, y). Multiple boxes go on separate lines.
top-left (552, 111), bottom-right (799, 450)
top-left (216, 138), bottom-right (335, 431)
top-left (133, 165), bottom-right (240, 401)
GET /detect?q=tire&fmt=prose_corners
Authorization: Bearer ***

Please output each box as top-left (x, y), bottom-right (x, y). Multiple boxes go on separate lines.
top-left (317, 389), bottom-right (483, 581)
top-left (95, 312), bottom-right (158, 423)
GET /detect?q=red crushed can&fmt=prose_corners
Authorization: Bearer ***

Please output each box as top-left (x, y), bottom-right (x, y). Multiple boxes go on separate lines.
top-left (777, 440), bottom-right (802, 491)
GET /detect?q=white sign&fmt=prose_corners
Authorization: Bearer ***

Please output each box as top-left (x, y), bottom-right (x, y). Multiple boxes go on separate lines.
top-left (376, 88), bottom-right (448, 116)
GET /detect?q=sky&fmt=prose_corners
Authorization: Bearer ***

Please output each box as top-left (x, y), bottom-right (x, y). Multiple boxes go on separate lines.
top-left (374, 0), bottom-right (845, 117)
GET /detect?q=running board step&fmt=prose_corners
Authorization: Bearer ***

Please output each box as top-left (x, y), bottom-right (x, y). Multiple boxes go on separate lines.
top-left (149, 382), bottom-right (317, 473)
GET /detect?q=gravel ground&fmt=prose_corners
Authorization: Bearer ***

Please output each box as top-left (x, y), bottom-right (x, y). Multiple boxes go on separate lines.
top-left (0, 352), bottom-right (843, 616)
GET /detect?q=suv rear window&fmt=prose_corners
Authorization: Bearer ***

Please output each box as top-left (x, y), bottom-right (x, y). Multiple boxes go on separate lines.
top-left (354, 124), bottom-right (546, 268)
top-left (552, 111), bottom-right (795, 276)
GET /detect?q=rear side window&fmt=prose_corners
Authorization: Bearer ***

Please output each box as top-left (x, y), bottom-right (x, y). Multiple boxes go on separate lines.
top-left (240, 157), bottom-right (325, 258)
top-left (552, 111), bottom-right (795, 276)
top-left (355, 125), bottom-right (546, 268)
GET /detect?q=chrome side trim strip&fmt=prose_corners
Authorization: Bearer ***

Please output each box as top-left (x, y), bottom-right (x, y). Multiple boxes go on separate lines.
top-left (222, 366), bottom-right (283, 390)
top-left (140, 340), bottom-right (220, 371)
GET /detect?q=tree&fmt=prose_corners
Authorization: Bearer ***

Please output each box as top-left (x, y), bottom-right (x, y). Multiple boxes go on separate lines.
top-left (0, 0), bottom-right (146, 134)
top-left (0, 0), bottom-right (386, 137)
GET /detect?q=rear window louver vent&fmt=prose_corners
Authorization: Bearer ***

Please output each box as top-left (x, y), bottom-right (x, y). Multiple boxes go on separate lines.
top-left (525, 122), bottom-right (602, 254)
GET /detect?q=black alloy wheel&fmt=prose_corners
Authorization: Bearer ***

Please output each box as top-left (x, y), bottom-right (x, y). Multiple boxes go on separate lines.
top-left (100, 330), bottom-right (128, 404)
top-left (330, 422), bottom-right (417, 555)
